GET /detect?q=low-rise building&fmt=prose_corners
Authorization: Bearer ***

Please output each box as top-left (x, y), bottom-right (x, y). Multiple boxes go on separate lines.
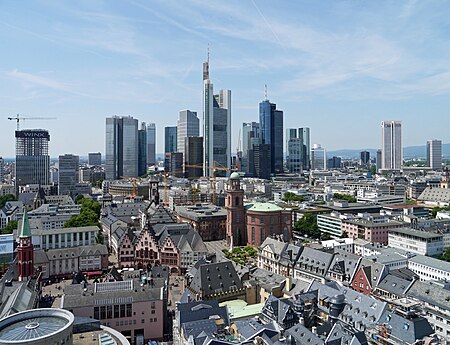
top-left (342, 218), bottom-right (404, 245)
top-left (175, 203), bottom-right (227, 241)
top-left (62, 276), bottom-right (166, 343)
top-left (34, 244), bottom-right (108, 279)
top-left (407, 280), bottom-right (450, 344)
top-left (388, 227), bottom-right (444, 256)
top-left (407, 255), bottom-right (450, 282)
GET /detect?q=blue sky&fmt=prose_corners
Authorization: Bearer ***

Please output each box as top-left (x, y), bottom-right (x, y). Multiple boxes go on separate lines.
top-left (1, 0), bottom-right (450, 157)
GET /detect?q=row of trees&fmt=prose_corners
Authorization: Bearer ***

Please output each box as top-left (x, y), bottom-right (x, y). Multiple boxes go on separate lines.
top-left (333, 193), bottom-right (357, 203)
top-left (282, 192), bottom-right (305, 203)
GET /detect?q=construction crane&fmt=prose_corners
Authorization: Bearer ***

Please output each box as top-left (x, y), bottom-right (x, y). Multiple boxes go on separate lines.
top-left (183, 161), bottom-right (236, 204)
top-left (120, 176), bottom-right (139, 197)
top-left (7, 114), bottom-right (57, 131)
top-left (155, 170), bottom-right (185, 207)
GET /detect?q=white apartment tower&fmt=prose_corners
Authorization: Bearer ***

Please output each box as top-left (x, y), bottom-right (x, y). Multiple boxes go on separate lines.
top-left (381, 120), bottom-right (402, 170)
top-left (427, 139), bottom-right (442, 171)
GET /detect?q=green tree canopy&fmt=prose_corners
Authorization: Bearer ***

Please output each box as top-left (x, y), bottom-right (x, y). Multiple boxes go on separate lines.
top-left (333, 193), bottom-right (357, 203)
top-left (0, 194), bottom-right (16, 209)
top-left (1, 220), bottom-right (18, 234)
top-left (65, 197), bottom-right (101, 228)
top-left (282, 192), bottom-right (305, 203)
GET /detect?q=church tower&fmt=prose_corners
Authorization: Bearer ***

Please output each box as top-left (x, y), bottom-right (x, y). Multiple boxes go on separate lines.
top-left (226, 172), bottom-right (246, 246)
top-left (17, 208), bottom-right (34, 281)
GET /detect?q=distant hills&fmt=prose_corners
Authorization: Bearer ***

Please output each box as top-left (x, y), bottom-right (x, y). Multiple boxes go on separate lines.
top-left (328, 143), bottom-right (450, 159)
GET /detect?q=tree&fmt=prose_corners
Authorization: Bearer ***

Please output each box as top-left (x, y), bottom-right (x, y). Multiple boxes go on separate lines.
top-left (1, 220), bottom-right (18, 234)
top-left (341, 230), bottom-right (349, 239)
top-left (370, 165), bottom-right (376, 176)
top-left (333, 193), bottom-right (357, 203)
top-left (282, 192), bottom-right (305, 203)
top-left (0, 194), bottom-right (16, 209)
top-left (294, 213), bottom-right (321, 239)
top-left (64, 196), bottom-right (102, 228)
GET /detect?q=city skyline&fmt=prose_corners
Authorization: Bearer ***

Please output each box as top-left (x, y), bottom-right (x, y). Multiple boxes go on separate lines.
top-left (1, 1), bottom-right (450, 157)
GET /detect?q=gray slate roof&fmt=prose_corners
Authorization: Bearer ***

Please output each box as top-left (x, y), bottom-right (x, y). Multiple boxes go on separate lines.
top-left (189, 261), bottom-right (242, 296)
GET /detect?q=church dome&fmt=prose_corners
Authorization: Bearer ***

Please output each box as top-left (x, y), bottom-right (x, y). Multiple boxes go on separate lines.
top-left (229, 172), bottom-right (240, 180)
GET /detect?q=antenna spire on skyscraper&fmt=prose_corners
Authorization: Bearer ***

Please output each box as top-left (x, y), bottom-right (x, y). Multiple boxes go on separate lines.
top-left (264, 84), bottom-right (268, 100)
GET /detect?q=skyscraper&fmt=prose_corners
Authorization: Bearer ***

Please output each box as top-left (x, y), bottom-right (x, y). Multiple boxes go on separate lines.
top-left (146, 123), bottom-right (156, 166)
top-left (138, 122), bottom-right (147, 176)
top-left (15, 129), bottom-right (50, 186)
top-left (299, 127), bottom-right (310, 170)
top-left (177, 110), bottom-right (199, 159)
top-left (376, 149), bottom-right (382, 173)
top-left (360, 151), bottom-right (370, 166)
top-left (164, 126), bottom-right (178, 154)
top-left (184, 137), bottom-right (203, 179)
top-left (242, 122), bottom-right (259, 174)
top-left (58, 154), bottom-right (79, 196)
top-left (259, 99), bottom-right (283, 174)
top-left (88, 152), bottom-right (101, 166)
top-left (203, 55), bottom-right (231, 177)
top-left (311, 144), bottom-right (326, 170)
top-left (427, 139), bottom-right (442, 171)
top-left (381, 120), bottom-right (402, 170)
top-left (105, 116), bottom-right (139, 180)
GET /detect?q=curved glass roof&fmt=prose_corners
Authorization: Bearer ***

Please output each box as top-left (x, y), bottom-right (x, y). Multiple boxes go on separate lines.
top-left (0, 316), bottom-right (68, 341)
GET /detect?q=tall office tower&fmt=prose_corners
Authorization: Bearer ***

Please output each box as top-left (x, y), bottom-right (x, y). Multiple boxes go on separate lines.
top-left (360, 151), bottom-right (370, 166)
top-left (311, 144), bottom-right (326, 170)
top-left (376, 149), bottom-right (382, 172)
top-left (0, 157), bottom-right (4, 182)
top-left (287, 138), bottom-right (303, 174)
top-left (427, 139), bottom-right (442, 171)
top-left (164, 152), bottom-right (183, 177)
top-left (164, 126), bottom-right (178, 154)
top-left (146, 123), bottom-right (156, 166)
top-left (381, 120), bottom-right (402, 170)
top-left (259, 99), bottom-right (283, 174)
top-left (298, 127), bottom-right (311, 170)
top-left (105, 116), bottom-right (139, 180)
top-left (252, 144), bottom-right (272, 179)
top-left (242, 122), bottom-right (259, 173)
top-left (177, 110), bottom-right (199, 159)
top-left (184, 137), bottom-right (203, 179)
top-left (58, 154), bottom-right (79, 195)
top-left (15, 129), bottom-right (50, 186)
top-left (203, 56), bottom-right (231, 177)
top-left (88, 152), bottom-right (101, 166)
top-left (327, 156), bottom-right (342, 170)
top-left (138, 122), bottom-right (147, 176)
top-left (286, 128), bottom-right (302, 173)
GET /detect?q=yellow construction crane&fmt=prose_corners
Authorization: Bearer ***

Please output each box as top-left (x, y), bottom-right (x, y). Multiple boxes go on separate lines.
top-left (120, 176), bottom-right (139, 197)
top-left (155, 170), bottom-right (185, 206)
top-left (8, 114), bottom-right (57, 131)
top-left (183, 161), bottom-right (236, 204)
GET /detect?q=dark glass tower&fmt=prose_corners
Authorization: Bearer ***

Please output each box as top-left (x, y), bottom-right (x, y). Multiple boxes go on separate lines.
top-left (259, 99), bottom-right (283, 174)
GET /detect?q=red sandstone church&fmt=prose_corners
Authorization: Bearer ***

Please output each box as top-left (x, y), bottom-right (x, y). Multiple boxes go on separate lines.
top-left (225, 172), bottom-right (292, 247)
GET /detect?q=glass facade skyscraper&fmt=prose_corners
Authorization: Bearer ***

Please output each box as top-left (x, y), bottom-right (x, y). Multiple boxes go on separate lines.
top-left (164, 126), bottom-right (177, 153)
top-left (105, 116), bottom-right (139, 180)
top-left (15, 129), bottom-right (50, 186)
top-left (203, 57), bottom-right (231, 177)
top-left (138, 122), bottom-right (147, 176)
top-left (58, 154), bottom-right (79, 195)
top-left (259, 99), bottom-right (283, 174)
top-left (177, 110), bottom-right (199, 159)
top-left (146, 123), bottom-right (156, 166)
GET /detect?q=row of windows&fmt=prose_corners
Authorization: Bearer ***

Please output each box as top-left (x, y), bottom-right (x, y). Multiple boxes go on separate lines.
top-left (94, 304), bottom-right (132, 320)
